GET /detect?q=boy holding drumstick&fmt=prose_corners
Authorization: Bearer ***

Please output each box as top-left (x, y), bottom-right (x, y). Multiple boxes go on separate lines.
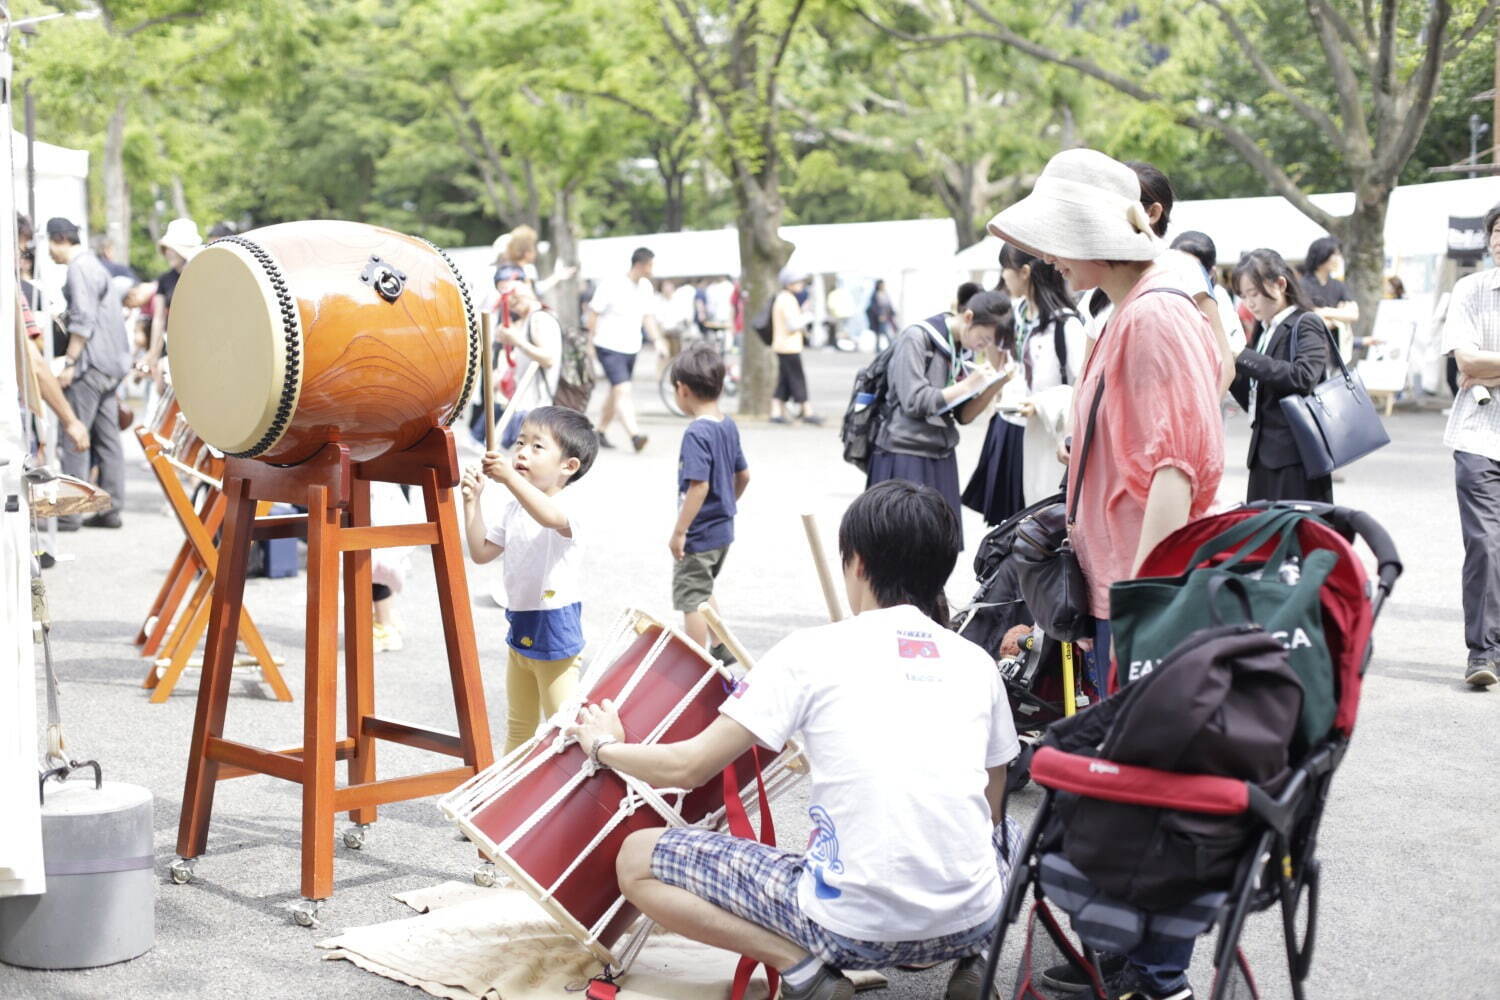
top-left (568, 481), bottom-right (1023, 1000)
top-left (462, 405), bottom-right (599, 753)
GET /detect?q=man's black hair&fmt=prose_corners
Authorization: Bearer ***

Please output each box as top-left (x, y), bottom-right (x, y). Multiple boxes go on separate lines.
top-left (1169, 230), bottom-right (1217, 276)
top-left (838, 480), bottom-right (959, 628)
top-left (45, 217), bottom-right (80, 245)
top-left (630, 246), bottom-right (655, 267)
top-left (520, 405), bottom-right (599, 484)
top-left (1484, 202), bottom-right (1500, 241)
top-left (1304, 236), bottom-right (1341, 275)
top-left (670, 342), bottom-right (725, 400)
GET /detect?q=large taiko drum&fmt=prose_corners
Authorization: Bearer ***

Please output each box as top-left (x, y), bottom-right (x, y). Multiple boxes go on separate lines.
top-left (440, 610), bottom-right (804, 968)
top-left (168, 220), bottom-right (479, 464)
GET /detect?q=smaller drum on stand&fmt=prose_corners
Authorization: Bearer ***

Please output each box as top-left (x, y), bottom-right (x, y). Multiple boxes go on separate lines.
top-left (440, 610), bottom-right (804, 970)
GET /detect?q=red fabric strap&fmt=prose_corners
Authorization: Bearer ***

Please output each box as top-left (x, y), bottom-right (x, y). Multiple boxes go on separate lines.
top-left (724, 747), bottom-right (779, 1000)
top-left (1030, 746), bottom-right (1250, 815)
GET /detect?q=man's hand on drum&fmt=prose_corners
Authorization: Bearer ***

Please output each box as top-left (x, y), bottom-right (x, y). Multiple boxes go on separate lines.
top-left (566, 699), bottom-right (625, 758)
top-left (460, 465), bottom-right (485, 503)
top-left (482, 450), bottom-right (515, 483)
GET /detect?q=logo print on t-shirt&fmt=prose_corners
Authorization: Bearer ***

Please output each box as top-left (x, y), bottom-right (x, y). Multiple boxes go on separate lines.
top-left (805, 805), bottom-right (845, 900)
top-left (896, 630), bottom-right (940, 659)
top-left (730, 679), bottom-right (749, 699)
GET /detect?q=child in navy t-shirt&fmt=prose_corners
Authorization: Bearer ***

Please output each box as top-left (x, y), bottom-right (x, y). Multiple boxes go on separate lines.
top-left (667, 344), bottom-right (750, 656)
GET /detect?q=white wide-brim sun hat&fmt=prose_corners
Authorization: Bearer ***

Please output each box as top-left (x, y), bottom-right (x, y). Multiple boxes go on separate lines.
top-left (158, 217), bottom-right (204, 261)
top-left (987, 148), bottom-right (1161, 262)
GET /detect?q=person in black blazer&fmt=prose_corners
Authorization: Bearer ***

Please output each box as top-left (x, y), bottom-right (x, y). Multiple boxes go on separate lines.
top-left (1229, 248), bottom-right (1333, 503)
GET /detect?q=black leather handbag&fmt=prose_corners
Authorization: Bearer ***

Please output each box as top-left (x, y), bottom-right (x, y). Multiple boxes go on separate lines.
top-left (1278, 321), bottom-right (1390, 477)
top-left (1011, 374), bottom-right (1105, 642)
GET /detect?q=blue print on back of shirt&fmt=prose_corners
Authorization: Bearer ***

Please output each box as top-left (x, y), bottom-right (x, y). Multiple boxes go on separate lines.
top-left (805, 804), bottom-right (845, 900)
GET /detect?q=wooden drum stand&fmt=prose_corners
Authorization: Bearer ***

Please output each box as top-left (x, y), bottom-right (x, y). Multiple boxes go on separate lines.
top-left (170, 426), bottom-right (494, 925)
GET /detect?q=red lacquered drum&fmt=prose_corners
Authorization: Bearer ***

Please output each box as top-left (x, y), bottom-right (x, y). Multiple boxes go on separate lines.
top-left (440, 610), bottom-right (804, 968)
top-left (168, 220), bottom-right (478, 464)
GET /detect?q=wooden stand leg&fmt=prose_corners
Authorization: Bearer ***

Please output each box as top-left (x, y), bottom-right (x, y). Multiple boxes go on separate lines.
top-left (150, 576), bottom-right (214, 703)
top-left (177, 477), bottom-right (257, 861)
top-left (425, 472), bottom-right (494, 772)
top-left (238, 614), bottom-right (293, 702)
top-left (302, 484), bottom-right (341, 901)
top-left (145, 571), bottom-right (209, 688)
top-left (343, 478), bottom-right (377, 826)
top-left (138, 540), bottom-right (196, 653)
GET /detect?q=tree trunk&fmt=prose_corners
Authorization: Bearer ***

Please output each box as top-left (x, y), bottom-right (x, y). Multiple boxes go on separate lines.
top-left (1332, 192), bottom-right (1389, 347)
top-left (104, 97), bottom-right (129, 263)
top-left (735, 179), bottom-right (794, 418)
top-left (169, 174), bottom-right (188, 220)
top-left (549, 185), bottom-right (582, 334)
top-left (661, 166), bottom-right (686, 232)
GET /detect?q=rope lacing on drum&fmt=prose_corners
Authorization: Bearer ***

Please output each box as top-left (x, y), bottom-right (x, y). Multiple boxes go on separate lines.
top-left (212, 235), bottom-right (302, 459)
top-left (416, 237), bottom-right (480, 427)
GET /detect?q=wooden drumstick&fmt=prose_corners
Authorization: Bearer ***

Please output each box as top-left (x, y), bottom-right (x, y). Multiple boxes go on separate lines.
top-left (698, 602), bottom-right (756, 670)
top-left (801, 513), bottom-right (846, 622)
top-left (481, 311), bottom-right (496, 452)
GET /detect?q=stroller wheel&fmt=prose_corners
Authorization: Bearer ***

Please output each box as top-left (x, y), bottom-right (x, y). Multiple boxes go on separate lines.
top-left (1006, 741), bottom-right (1035, 795)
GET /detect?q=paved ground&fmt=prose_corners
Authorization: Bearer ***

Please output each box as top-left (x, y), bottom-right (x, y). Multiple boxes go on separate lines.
top-left (2, 346), bottom-right (1496, 999)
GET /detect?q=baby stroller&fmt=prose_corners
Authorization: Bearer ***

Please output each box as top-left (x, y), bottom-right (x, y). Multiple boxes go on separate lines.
top-left (980, 502), bottom-right (1401, 1000)
top-left (957, 496), bottom-right (1102, 787)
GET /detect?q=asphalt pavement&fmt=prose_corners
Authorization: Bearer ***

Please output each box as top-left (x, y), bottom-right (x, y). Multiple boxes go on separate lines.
top-left (1, 345), bottom-right (1495, 999)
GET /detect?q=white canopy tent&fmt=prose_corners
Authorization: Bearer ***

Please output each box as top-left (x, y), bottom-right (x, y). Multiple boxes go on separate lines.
top-left (12, 130), bottom-right (89, 308)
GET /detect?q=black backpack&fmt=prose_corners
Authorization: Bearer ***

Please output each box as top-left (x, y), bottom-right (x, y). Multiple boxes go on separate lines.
top-left (1041, 619), bottom-right (1303, 909)
top-left (752, 300), bottom-right (775, 346)
top-left (839, 343), bottom-right (896, 471)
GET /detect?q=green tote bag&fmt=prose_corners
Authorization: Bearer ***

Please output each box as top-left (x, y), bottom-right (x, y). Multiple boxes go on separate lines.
top-left (1109, 508), bottom-right (1337, 753)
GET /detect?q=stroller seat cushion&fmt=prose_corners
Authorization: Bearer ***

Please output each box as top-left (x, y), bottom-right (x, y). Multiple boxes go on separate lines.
top-left (1038, 853), bottom-right (1225, 957)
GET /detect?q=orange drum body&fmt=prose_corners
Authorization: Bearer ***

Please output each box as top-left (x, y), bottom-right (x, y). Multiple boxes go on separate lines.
top-left (441, 611), bottom-right (800, 968)
top-left (169, 220), bottom-right (478, 464)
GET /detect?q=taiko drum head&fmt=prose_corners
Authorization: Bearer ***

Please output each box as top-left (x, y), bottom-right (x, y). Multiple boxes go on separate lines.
top-left (169, 241), bottom-right (296, 457)
top-left (169, 220), bottom-right (478, 464)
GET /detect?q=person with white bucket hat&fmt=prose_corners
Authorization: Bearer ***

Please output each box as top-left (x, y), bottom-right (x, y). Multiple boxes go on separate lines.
top-left (141, 217), bottom-right (204, 388)
top-left (987, 148), bottom-right (1224, 1000)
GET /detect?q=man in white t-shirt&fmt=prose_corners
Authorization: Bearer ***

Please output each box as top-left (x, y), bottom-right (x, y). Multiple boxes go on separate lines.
top-left (568, 481), bottom-right (1023, 1000)
top-left (588, 246), bottom-right (665, 452)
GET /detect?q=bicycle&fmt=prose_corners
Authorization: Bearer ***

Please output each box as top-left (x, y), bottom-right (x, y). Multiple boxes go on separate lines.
top-left (658, 326), bottom-right (740, 417)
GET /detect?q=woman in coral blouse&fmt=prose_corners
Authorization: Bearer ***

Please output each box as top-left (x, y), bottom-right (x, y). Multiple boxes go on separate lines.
top-left (987, 148), bottom-right (1224, 651)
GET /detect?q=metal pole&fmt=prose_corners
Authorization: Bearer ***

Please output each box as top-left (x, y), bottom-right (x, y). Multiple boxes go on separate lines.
top-left (24, 82), bottom-right (34, 227)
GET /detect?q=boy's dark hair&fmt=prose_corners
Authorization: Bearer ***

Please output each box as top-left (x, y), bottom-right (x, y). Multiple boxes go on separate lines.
top-left (521, 405), bottom-right (598, 484)
top-left (838, 480), bottom-right (959, 628)
top-left (1484, 202), bottom-right (1500, 240)
top-left (670, 342), bottom-right (725, 400)
top-left (1170, 230), bottom-right (1217, 277)
top-left (630, 246), bottom-right (655, 267)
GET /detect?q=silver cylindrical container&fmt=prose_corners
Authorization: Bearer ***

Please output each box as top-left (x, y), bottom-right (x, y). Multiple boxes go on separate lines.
top-left (0, 779), bottom-right (155, 969)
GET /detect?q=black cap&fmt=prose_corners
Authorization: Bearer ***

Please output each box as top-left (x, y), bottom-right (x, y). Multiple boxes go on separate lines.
top-left (45, 217), bottom-right (78, 241)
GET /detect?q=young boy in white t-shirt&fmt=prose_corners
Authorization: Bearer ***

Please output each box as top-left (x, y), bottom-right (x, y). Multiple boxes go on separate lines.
top-left (567, 480), bottom-right (1023, 1000)
top-left (462, 406), bottom-right (598, 753)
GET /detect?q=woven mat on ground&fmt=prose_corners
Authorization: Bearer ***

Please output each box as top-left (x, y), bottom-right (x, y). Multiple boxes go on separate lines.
top-left (318, 881), bottom-right (888, 1000)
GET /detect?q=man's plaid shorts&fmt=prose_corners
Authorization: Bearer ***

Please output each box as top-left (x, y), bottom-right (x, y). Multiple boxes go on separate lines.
top-left (649, 817), bottom-right (1025, 969)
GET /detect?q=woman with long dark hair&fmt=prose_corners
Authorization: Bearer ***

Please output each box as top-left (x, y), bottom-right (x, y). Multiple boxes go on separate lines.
top-left (963, 244), bottom-right (1085, 522)
top-left (868, 287), bottom-right (1015, 544)
top-left (1231, 249), bottom-right (1334, 503)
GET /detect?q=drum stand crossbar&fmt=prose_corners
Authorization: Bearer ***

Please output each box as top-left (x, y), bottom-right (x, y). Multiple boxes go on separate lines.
top-left (135, 425), bottom-right (289, 702)
top-left (174, 427), bottom-right (494, 914)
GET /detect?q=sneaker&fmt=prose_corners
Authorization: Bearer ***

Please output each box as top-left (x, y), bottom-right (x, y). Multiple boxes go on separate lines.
top-left (769, 416), bottom-right (790, 425)
top-left (373, 623), bottom-right (404, 653)
top-left (1038, 955), bottom-right (1126, 993)
top-left (598, 432), bottom-right (616, 449)
top-left (1105, 964), bottom-right (1194, 1000)
top-left (83, 511), bottom-right (122, 528)
top-left (1465, 660), bottom-right (1498, 688)
top-left (631, 434), bottom-right (649, 452)
top-left (943, 954), bottom-right (987, 1000)
top-left (800, 414), bottom-right (825, 427)
top-left (779, 965), bottom-right (854, 1000)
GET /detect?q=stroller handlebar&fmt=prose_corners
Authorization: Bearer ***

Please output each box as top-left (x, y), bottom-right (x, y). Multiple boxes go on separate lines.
top-left (1243, 501), bottom-right (1403, 597)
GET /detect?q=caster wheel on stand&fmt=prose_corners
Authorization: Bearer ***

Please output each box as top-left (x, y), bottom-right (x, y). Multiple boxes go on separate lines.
top-left (343, 824), bottom-right (370, 850)
top-left (291, 900), bottom-right (322, 928)
top-left (167, 857), bottom-right (195, 885)
top-left (473, 862), bottom-right (497, 888)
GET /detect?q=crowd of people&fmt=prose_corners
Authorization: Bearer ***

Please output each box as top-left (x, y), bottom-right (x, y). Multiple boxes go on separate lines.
top-left (15, 146), bottom-right (1496, 1000)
